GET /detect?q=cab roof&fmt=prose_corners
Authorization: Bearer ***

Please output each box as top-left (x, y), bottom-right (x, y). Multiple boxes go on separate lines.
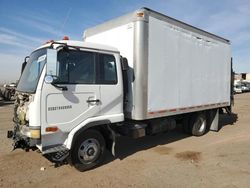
top-left (37, 40), bottom-right (119, 53)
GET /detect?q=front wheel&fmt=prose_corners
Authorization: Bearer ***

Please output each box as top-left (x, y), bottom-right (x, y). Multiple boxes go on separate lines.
top-left (70, 129), bottom-right (106, 172)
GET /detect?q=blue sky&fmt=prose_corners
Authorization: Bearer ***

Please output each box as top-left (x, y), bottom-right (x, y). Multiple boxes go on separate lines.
top-left (0, 0), bottom-right (249, 82)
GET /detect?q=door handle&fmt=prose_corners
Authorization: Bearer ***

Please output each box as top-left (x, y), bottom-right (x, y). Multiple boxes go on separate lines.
top-left (86, 99), bottom-right (100, 103)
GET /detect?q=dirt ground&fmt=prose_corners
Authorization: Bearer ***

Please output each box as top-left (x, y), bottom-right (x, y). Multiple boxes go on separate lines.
top-left (0, 93), bottom-right (250, 188)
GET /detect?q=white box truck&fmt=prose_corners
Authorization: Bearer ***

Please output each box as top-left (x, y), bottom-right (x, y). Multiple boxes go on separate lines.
top-left (8, 8), bottom-right (233, 171)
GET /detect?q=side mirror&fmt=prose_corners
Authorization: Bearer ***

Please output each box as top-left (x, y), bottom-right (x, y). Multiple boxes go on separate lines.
top-left (46, 49), bottom-right (58, 76)
top-left (45, 49), bottom-right (67, 91)
top-left (121, 57), bottom-right (129, 71)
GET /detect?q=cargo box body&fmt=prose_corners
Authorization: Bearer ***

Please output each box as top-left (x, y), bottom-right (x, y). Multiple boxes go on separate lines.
top-left (84, 8), bottom-right (232, 120)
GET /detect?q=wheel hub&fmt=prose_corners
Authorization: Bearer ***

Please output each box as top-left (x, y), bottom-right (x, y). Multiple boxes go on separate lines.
top-left (78, 138), bottom-right (100, 164)
top-left (87, 148), bottom-right (95, 156)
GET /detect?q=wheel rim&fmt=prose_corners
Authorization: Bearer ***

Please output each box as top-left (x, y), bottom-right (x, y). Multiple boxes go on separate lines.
top-left (78, 138), bottom-right (101, 164)
top-left (198, 117), bottom-right (206, 132)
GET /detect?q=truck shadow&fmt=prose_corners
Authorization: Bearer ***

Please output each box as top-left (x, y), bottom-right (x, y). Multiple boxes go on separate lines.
top-left (114, 130), bottom-right (188, 160)
top-left (219, 113), bottom-right (238, 128)
top-left (103, 113), bottom-right (238, 165)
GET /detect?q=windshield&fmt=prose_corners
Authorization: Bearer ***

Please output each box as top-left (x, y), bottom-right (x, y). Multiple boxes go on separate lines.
top-left (17, 48), bottom-right (47, 93)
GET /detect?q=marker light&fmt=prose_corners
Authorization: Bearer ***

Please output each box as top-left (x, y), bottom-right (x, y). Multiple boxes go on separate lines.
top-left (45, 126), bottom-right (58, 132)
top-left (63, 36), bottom-right (69, 40)
top-left (137, 12), bottom-right (144, 17)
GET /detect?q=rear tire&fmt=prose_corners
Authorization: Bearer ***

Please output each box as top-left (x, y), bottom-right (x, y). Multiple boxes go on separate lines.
top-left (190, 112), bottom-right (208, 136)
top-left (71, 129), bottom-right (106, 172)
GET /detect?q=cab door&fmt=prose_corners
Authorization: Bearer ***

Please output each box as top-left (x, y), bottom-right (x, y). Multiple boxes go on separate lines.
top-left (41, 50), bottom-right (100, 139)
top-left (97, 53), bottom-right (123, 118)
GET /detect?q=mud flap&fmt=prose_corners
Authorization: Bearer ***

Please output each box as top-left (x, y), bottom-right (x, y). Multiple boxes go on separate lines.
top-left (209, 109), bottom-right (219, 132)
top-left (107, 125), bottom-right (117, 156)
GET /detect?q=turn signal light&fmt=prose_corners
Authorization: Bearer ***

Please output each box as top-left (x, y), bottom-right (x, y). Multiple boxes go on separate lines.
top-left (45, 126), bottom-right (58, 132)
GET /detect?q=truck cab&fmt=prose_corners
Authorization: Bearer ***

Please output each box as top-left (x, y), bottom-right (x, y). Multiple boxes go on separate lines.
top-left (9, 40), bottom-right (125, 170)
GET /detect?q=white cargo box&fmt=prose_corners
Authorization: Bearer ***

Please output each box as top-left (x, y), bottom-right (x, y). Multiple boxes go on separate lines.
top-left (83, 8), bottom-right (232, 120)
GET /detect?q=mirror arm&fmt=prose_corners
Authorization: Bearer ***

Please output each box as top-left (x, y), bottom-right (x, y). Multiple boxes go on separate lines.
top-left (21, 56), bottom-right (30, 74)
top-left (51, 83), bottom-right (68, 91)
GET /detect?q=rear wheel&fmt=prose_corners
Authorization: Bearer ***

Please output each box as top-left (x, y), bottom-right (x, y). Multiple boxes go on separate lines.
top-left (71, 129), bottom-right (106, 172)
top-left (190, 112), bottom-right (208, 136)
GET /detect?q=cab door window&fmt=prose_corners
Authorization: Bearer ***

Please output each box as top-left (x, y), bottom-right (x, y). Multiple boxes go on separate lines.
top-left (98, 54), bottom-right (117, 84)
top-left (57, 50), bottom-right (95, 84)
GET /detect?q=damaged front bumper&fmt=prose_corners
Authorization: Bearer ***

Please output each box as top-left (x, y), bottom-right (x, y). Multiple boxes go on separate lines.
top-left (7, 125), bottom-right (69, 164)
top-left (7, 124), bottom-right (40, 150)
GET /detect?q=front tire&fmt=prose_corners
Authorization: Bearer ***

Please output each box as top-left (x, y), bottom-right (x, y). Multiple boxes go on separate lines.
top-left (71, 129), bottom-right (106, 172)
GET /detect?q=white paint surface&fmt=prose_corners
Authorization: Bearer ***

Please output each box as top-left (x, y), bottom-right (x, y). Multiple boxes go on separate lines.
top-left (148, 16), bottom-right (231, 112)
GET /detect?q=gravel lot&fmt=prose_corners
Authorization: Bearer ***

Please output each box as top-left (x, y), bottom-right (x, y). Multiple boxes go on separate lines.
top-left (0, 93), bottom-right (250, 188)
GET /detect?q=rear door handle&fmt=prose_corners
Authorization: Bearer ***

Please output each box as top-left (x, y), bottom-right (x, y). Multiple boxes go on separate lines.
top-left (86, 99), bottom-right (100, 103)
